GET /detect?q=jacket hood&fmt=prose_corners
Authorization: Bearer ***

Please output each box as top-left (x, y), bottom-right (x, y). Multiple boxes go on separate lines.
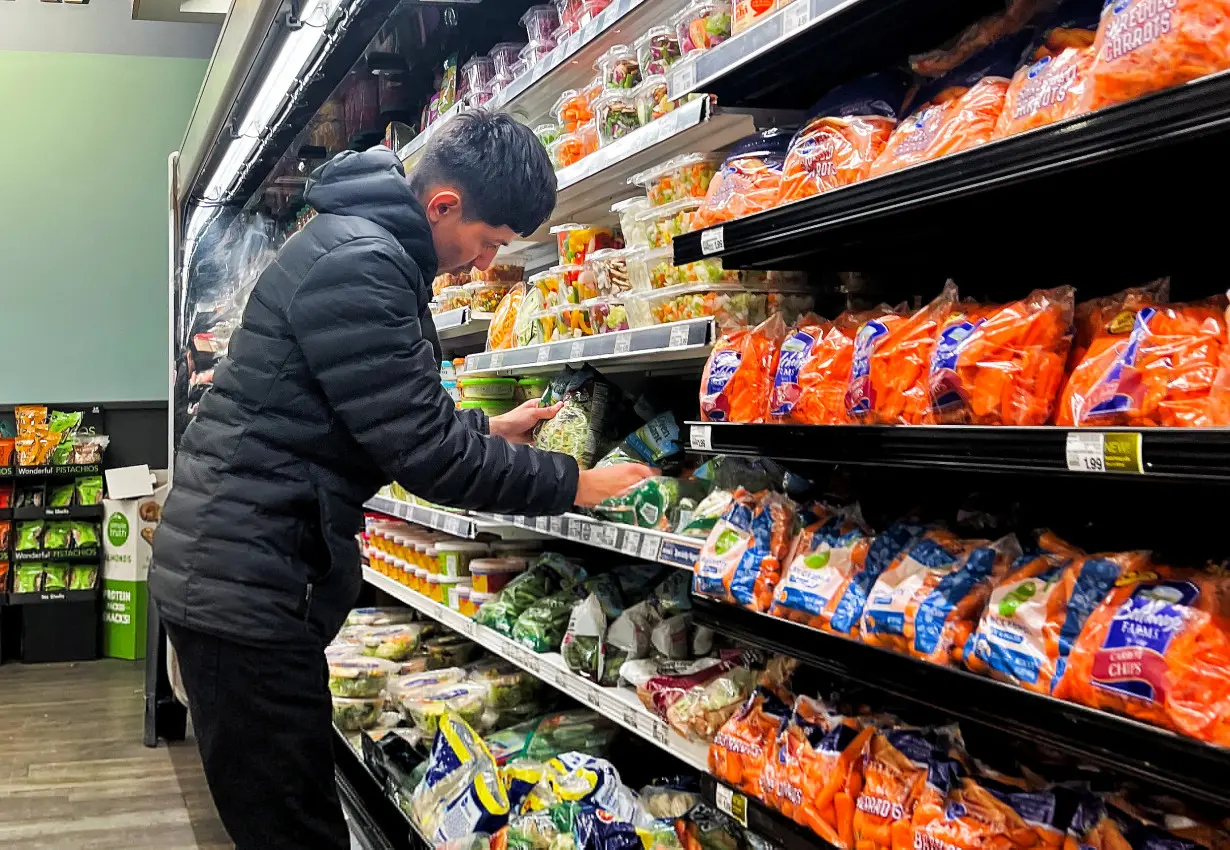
top-left (304, 148), bottom-right (438, 279)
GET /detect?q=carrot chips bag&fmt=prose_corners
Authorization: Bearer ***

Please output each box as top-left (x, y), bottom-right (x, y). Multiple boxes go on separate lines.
top-left (700, 314), bottom-right (787, 423)
top-left (695, 128), bottom-right (795, 228)
top-left (770, 505), bottom-right (875, 632)
top-left (853, 727), bottom-right (964, 850)
top-left (693, 488), bottom-right (798, 611)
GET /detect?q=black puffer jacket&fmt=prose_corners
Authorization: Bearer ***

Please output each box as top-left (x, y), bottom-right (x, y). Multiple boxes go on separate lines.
top-left (151, 149), bottom-right (578, 647)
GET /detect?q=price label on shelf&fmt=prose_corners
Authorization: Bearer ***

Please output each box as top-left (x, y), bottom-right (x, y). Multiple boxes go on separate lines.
top-left (651, 721), bottom-right (669, 746)
top-left (1065, 432), bottom-right (1143, 474)
top-left (671, 57), bottom-right (697, 96)
top-left (458, 618), bottom-right (478, 639)
top-left (568, 521), bottom-right (586, 542)
top-left (536, 516), bottom-right (550, 532)
top-left (569, 341), bottom-right (586, 361)
top-left (489, 352), bottom-right (503, 370)
top-left (549, 516), bottom-right (564, 535)
top-left (782, 0), bottom-right (811, 35)
top-left (597, 525), bottom-right (618, 548)
top-left (444, 516), bottom-right (463, 536)
top-left (700, 226), bottom-right (725, 256)
top-left (668, 324), bottom-right (690, 349)
top-left (639, 535), bottom-right (662, 563)
top-left (536, 346), bottom-right (551, 364)
top-left (621, 531), bottom-right (642, 556)
top-left (614, 334), bottom-right (632, 355)
top-left (622, 707), bottom-right (640, 730)
top-left (714, 785), bottom-right (748, 827)
top-left (690, 425), bottom-right (712, 451)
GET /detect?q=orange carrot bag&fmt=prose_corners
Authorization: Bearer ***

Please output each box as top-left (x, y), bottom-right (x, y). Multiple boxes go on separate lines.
top-left (847, 282), bottom-right (958, 424)
top-left (928, 287), bottom-right (1075, 425)
top-left (1066, 280), bottom-right (1169, 370)
top-left (853, 726), bottom-right (963, 850)
top-left (776, 72), bottom-right (913, 206)
top-left (993, 0), bottom-right (1100, 139)
top-left (1082, 0), bottom-right (1230, 113)
top-left (709, 687), bottom-right (793, 798)
top-left (870, 31), bottom-right (1035, 179)
top-left (695, 128), bottom-right (795, 228)
top-left (770, 505), bottom-right (876, 633)
top-left (964, 533), bottom-right (1148, 694)
top-left (693, 488), bottom-right (798, 611)
top-left (1055, 295), bottom-right (1230, 427)
top-left (700, 314), bottom-right (787, 423)
top-left (913, 777), bottom-right (1070, 850)
top-left (1053, 564), bottom-right (1230, 745)
top-left (1065, 795), bottom-right (1215, 850)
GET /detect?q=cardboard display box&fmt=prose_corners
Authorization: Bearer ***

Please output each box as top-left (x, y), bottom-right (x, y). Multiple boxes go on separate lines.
top-left (101, 467), bottom-right (169, 660)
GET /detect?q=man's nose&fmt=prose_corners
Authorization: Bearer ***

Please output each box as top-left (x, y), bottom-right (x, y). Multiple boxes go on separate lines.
top-left (471, 248), bottom-right (498, 271)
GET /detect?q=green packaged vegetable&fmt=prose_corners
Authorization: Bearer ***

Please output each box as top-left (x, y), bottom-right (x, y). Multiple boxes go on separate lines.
top-left (511, 585), bottom-right (587, 652)
top-left (332, 696), bottom-right (382, 731)
top-left (593, 476), bottom-right (708, 531)
top-left (466, 659), bottom-right (541, 710)
top-left (524, 710), bottom-right (619, 761)
top-left (362, 624), bottom-right (428, 661)
top-left (42, 563), bottom-right (69, 592)
top-left (533, 366), bottom-right (614, 470)
top-left (76, 476), bottom-right (104, 506)
top-left (49, 484), bottom-right (75, 508)
top-left (43, 522), bottom-right (72, 550)
top-left (475, 554), bottom-right (585, 636)
top-left (595, 412), bottom-right (681, 469)
top-left (14, 564), bottom-right (44, 594)
top-left (328, 657), bottom-right (393, 698)
top-left (399, 681), bottom-right (489, 738)
top-left (675, 489), bottom-right (733, 537)
top-left (16, 521), bottom-right (43, 551)
top-left (424, 634), bottom-right (479, 669)
top-left (68, 564), bottom-right (98, 591)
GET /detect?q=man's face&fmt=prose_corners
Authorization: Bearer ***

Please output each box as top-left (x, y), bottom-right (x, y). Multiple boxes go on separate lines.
top-left (423, 188), bottom-right (519, 273)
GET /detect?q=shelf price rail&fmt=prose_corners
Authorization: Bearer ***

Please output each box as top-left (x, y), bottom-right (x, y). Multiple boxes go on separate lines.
top-left (691, 596), bottom-right (1230, 808)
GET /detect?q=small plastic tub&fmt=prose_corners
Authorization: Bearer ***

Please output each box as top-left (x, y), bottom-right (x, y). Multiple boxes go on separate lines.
top-left (443, 380), bottom-right (460, 403)
top-left (448, 583), bottom-right (472, 613)
top-left (460, 56), bottom-right (495, 98)
top-left (438, 285), bottom-right (470, 311)
top-left (531, 307), bottom-right (561, 344)
top-left (434, 540), bottom-right (491, 577)
top-left (625, 282), bottom-right (815, 330)
top-left (631, 153), bottom-right (722, 206)
top-left (457, 399), bottom-right (517, 416)
top-left (469, 558), bottom-right (528, 594)
top-left (440, 360), bottom-right (457, 381)
top-left (595, 44), bottom-right (641, 90)
top-left (457, 376), bottom-right (517, 401)
top-left (550, 224), bottom-right (618, 266)
top-left (634, 26), bottom-right (682, 76)
top-left (413, 566), bottom-right (430, 593)
top-left (557, 303), bottom-right (596, 338)
top-left (634, 75), bottom-right (675, 124)
top-left (470, 590), bottom-right (497, 611)
top-left (581, 247), bottom-right (634, 298)
top-left (437, 575), bottom-right (472, 607)
top-left (551, 89), bottom-right (592, 132)
top-left (329, 657), bottom-right (393, 698)
top-left (332, 696), bottom-right (383, 731)
top-left (534, 122), bottom-right (562, 147)
top-left (519, 4), bottom-right (559, 44)
top-left (610, 197), bottom-right (652, 248)
top-left (457, 587), bottom-right (480, 617)
top-left (463, 280), bottom-right (513, 313)
top-left (530, 264), bottom-right (585, 308)
top-left (489, 42), bottom-right (525, 80)
top-left (548, 131), bottom-right (585, 169)
top-left (516, 377), bottom-right (552, 402)
top-left (593, 89), bottom-right (642, 146)
top-left (585, 296), bottom-right (631, 334)
top-left (361, 624), bottom-right (427, 661)
top-left (635, 198), bottom-right (702, 248)
top-left (674, 0), bottom-right (733, 56)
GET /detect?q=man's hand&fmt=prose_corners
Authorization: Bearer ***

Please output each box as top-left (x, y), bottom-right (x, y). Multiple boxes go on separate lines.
top-left (489, 399), bottom-right (562, 445)
top-left (575, 464), bottom-right (658, 508)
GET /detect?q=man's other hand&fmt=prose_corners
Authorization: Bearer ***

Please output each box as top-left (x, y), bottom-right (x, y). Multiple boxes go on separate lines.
top-left (575, 464), bottom-right (658, 508)
top-left (488, 399), bottom-right (562, 445)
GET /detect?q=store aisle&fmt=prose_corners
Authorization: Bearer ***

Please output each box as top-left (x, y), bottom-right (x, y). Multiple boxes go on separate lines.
top-left (0, 659), bottom-right (231, 850)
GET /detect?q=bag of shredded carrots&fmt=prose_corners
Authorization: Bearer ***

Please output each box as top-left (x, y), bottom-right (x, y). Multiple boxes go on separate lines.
top-left (1055, 294), bottom-right (1230, 427)
top-left (1082, 0), bottom-right (1230, 113)
top-left (870, 31), bottom-right (1034, 179)
top-left (700, 314), bottom-right (787, 423)
top-left (853, 726), bottom-right (964, 850)
top-left (929, 286), bottom-right (1075, 425)
top-left (913, 777), bottom-right (1070, 850)
top-left (847, 282), bottom-right (958, 425)
top-left (693, 488), bottom-right (798, 611)
top-left (770, 505), bottom-right (876, 632)
top-left (964, 532), bottom-right (1148, 693)
top-left (1053, 563), bottom-right (1230, 745)
top-left (993, 0), bottom-right (1101, 139)
top-left (910, 0), bottom-right (1048, 77)
top-left (776, 72), bottom-right (913, 206)
top-left (695, 128), bottom-right (796, 228)
top-left (709, 687), bottom-right (793, 798)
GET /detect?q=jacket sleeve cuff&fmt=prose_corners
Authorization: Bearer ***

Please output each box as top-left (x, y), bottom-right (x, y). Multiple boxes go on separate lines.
top-left (458, 407), bottom-right (489, 435)
top-left (547, 453), bottom-right (581, 514)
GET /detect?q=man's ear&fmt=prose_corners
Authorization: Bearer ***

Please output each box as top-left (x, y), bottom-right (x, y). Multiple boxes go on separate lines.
top-left (424, 189), bottom-right (462, 223)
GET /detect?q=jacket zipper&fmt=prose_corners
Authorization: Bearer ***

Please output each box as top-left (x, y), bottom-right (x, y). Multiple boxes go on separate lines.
top-left (303, 583), bottom-right (314, 621)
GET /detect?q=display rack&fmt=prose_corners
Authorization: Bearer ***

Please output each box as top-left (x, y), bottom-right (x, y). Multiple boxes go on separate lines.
top-left (333, 725), bottom-right (425, 850)
top-left (474, 511), bottom-right (701, 570)
top-left (363, 495), bottom-right (544, 541)
top-left (698, 774), bottom-right (831, 850)
top-left (435, 308), bottom-right (494, 346)
top-left (363, 566), bottom-right (710, 771)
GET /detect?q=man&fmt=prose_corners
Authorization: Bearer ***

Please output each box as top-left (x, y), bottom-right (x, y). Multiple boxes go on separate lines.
top-left (150, 111), bottom-right (653, 849)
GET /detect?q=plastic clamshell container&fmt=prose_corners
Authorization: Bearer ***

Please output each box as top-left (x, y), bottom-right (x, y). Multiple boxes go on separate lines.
top-left (593, 89), bottom-right (642, 146)
top-left (469, 558), bottom-right (529, 594)
top-left (387, 668), bottom-right (468, 703)
top-left (534, 123), bottom-right (562, 147)
top-left (611, 197), bottom-right (652, 248)
top-left (398, 681), bottom-right (489, 735)
top-left (625, 282), bottom-right (815, 330)
top-left (448, 584), bottom-right (471, 613)
top-left (434, 540), bottom-right (490, 577)
top-left (556, 302), bottom-right (596, 338)
top-left (582, 247), bottom-right (634, 297)
top-left (552, 89), bottom-right (592, 132)
top-left (634, 26), bottom-right (682, 76)
top-left (633, 74), bottom-right (675, 125)
top-left (362, 623), bottom-right (427, 661)
top-left (554, 0), bottom-right (583, 33)
top-left (585, 296), bottom-right (631, 335)
top-left (673, 0), bottom-right (733, 56)
top-left (631, 153), bottom-right (722, 206)
top-left (519, 4), bottom-right (559, 44)
top-left (457, 376), bottom-right (517, 401)
top-left (634, 197), bottom-right (702, 248)
top-left (516, 377), bottom-right (552, 402)
top-left (463, 281), bottom-right (513, 313)
top-left (549, 131), bottom-right (585, 169)
top-left (332, 696), bottom-right (383, 731)
top-left (439, 285), bottom-right (470, 311)
top-left (515, 286), bottom-right (546, 347)
top-left (595, 44), bottom-right (641, 90)
top-left (530, 264), bottom-right (586, 308)
top-left (460, 56), bottom-right (495, 96)
top-left (489, 42), bottom-right (525, 79)
top-left (328, 657), bottom-right (394, 698)
top-left (550, 224), bottom-right (617, 266)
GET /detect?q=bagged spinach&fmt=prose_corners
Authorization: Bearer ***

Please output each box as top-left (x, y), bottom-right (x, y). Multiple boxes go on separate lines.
top-left (475, 554), bottom-right (585, 636)
top-left (516, 574), bottom-right (619, 653)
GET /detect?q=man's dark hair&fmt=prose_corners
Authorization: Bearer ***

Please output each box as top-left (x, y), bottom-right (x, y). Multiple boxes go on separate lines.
top-left (409, 110), bottom-right (557, 237)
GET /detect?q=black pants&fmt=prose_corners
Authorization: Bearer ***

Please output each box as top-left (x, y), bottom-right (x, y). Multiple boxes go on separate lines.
top-left (165, 621), bottom-right (350, 850)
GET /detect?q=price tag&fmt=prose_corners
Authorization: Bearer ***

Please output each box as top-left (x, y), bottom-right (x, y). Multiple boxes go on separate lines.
top-left (668, 324), bottom-right (690, 349)
top-left (536, 346), bottom-right (551, 364)
top-left (614, 334), bottom-right (632, 355)
top-left (569, 340), bottom-right (586, 361)
top-left (714, 785), bottom-right (748, 827)
top-left (1065, 432), bottom-right (1143, 473)
top-left (537, 516), bottom-right (550, 532)
top-left (568, 520), bottom-right (586, 542)
top-left (651, 721), bottom-right (669, 746)
top-left (489, 352), bottom-right (503, 370)
top-left (549, 516), bottom-right (564, 535)
top-left (621, 531), bottom-right (642, 556)
top-left (671, 56), bottom-right (697, 96)
top-left (622, 707), bottom-right (640, 729)
top-left (639, 535), bottom-right (662, 562)
top-left (700, 226), bottom-right (725, 256)
top-left (690, 424), bottom-right (712, 451)
top-left (782, 0), bottom-right (810, 34)
top-left (444, 516), bottom-right (463, 536)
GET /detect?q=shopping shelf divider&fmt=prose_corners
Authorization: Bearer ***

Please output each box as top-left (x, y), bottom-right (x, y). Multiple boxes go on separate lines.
top-left (362, 566), bottom-right (710, 772)
top-left (691, 595), bottom-right (1230, 808)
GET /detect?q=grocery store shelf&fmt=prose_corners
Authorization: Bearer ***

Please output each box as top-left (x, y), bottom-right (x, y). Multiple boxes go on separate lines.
top-left (672, 72), bottom-right (1230, 270)
top-left (13, 547), bottom-right (100, 563)
top-left (364, 495), bottom-right (546, 541)
top-left (362, 567), bottom-right (710, 771)
top-left (463, 318), bottom-right (713, 377)
top-left (685, 422), bottom-right (1230, 482)
top-left (7, 588), bottom-right (100, 606)
top-left (698, 774), bottom-right (832, 850)
top-left (332, 725), bottom-right (424, 850)
top-left (475, 511), bottom-right (702, 570)
top-left (11, 505), bottom-right (103, 520)
top-left (434, 308), bottom-right (493, 348)
top-left (691, 596), bottom-right (1230, 807)
top-left (13, 463), bottom-right (102, 479)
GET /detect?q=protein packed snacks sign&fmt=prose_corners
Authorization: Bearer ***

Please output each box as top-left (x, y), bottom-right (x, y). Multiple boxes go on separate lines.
top-left (101, 472), bottom-right (169, 660)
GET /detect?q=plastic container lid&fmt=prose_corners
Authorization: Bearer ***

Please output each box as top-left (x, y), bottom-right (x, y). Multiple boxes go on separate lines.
top-left (329, 657), bottom-right (396, 680)
top-left (469, 557), bottom-right (530, 575)
top-left (387, 668), bottom-right (467, 701)
top-left (611, 196), bottom-right (651, 214)
top-left (463, 280), bottom-right (513, 292)
top-left (635, 24), bottom-right (676, 48)
top-left (435, 574), bottom-right (473, 586)
top-left (470, 590), bottom-right (498, 605)
top-left (549, 222), bottom-right (592, 235)
top-left (634, 196), bottom-right (703, 222)
top-left (594, 43), bottom-right (636, 71)
top-left (457, 399), bottom-right (517, 414)
top-left (630, 152), bottom-right (716, 187)
top-left (592, 88), bottom-right (637, 110)
top-left (433, 540), bottom-right (490, 553)
top-left (440, 285), bottom-right (468, 298)
top-left (517, 377), bottom-right (551, 390)
top-left (457, 376), bottom-right (516, 390)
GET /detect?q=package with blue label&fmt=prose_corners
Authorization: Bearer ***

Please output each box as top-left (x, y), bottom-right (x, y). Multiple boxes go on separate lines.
top-left (1054, 563), bottom-right (1230, 745)
top-left (770, 503), bottom-right (877, 632)
top-left (409, 714), bottom-right (509, 844)
top-left (692, 487), bottom-right (798, 611)
top-left (699, 314), bottom-right (787, 423)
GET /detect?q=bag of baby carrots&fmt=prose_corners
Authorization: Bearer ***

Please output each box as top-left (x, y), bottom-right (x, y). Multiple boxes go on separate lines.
top-left (1066, 280), bottom-right (1169, 370)
top-left (914, 777), bottom-right (1070, 850)
top-left (965, 532), bottom-right (1148, 694)
top-left (993, 0), bottom-right (1101, 139)
top-left (848, 283), bottom-right (958, 424)
top-left (929, 287), bottom-right (1076, 425)
top-left (709, 687), bottom-right (792, 798)
top-left (695, 128), bottom-right (795, 228)
top-left (776, 72), bottom-right (913, 206)
top-left (701, 314), bottom-right (787, 423)
top-left (870, 31), bottom-right (1034, 179)
top-left (910, 0), bottom-right (1047, 77)
top-left (1054, 563), bottom-right (1230, 745)
top-left (827, 522), bottom-right (929, 640)
top-left (771, 505), bottom-right (875, 632)
top-left (1082, 0), bottom-right (1230, 114)
top-left (1065, 795), bottom-right (1212, 850)
top-left (853, 727), bottom-right (963, 850)
top-left (693, 488), bottom-right (798, 611)
top-left (1055, 295), bottom-right (1230, 427)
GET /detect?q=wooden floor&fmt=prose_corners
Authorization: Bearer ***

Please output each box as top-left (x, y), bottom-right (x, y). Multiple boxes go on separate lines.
top-left (0, 659), bottom-right (232, 849)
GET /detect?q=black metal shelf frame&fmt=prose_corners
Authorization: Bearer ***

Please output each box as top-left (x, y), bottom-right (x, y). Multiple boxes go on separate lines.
top-left (691, 596), bottom-right (1230, 808)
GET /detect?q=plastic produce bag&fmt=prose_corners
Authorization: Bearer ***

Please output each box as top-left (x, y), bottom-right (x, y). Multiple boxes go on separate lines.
top-left (912, 776), bottom-right (1065, 850)
top-left (693, 488), bottom-right (798, 611)
top-left (593, 476), bottom-right (709, 531)
top-left (928, 286), bottom-right (1075, 425)
top-left (708, 687), bottom-right (792, 797)
top-left (476, 555), bottom-right (585, 636)
top-left (513, 584), bottom-right (590, 652)
top-left (852, 727), bottom-right (960, 850)
top-left (525, 710), bottom-right (620, 761)
top-left (410, 714), bottom-right (510, 844)
top-left (534, 366), bottom-right (614, 469)
top-left (1082, 0), bottom-right (1230, 112)
top-left (700, 314), bottom-right (787, 423)
top-left (770, 504), bottom-right (878, 631)
top-left (671, 664), bottom-right (759, 742)
top-left (847, 283), bottom-right (957, 424)
top-left (694, 128), bottom-right (795, 228)
top-left (910, 0), bottom-right (1045, 77)
top-left (676, 488), bottom-right (734, 538)
top-left (777, 72), bottom-right (912, 205)
top-left (1053, 564), bottom-right (1230, 744)
top-left (594, 412), bottom-right (682, 469)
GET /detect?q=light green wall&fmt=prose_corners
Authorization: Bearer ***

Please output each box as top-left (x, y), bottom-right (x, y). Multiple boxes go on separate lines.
top-left (0, 51), bottom-right (207, 403)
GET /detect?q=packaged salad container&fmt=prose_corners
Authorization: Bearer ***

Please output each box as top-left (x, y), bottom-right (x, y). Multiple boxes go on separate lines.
top-left (439, 285), bottom-right (470, 311)
top-left (548, 131), bottom-right (586, 169)
top-left (469, 263), bottom-right (523, 283)
top-left (551, 225), bottom-right (618, 266)
top-left (557, 303), bottom-right (596, 338)
top-left (531, 306), bottom-right (560, 345)
top-left (515, 377), bottom-right (551, 402)
top-left (519, 4), bottom-right (559, 45)
top-left (457, 376), bottom-right (516, 400)
top-left (387, 668), bottom-right (467, 703)
top-left (632, 153), bottom-right (722, 206)
top-left (626, 246), bottom-right (674, 291)
top-left (434, 540), bottom-right (491, 577)
top-left (463, 281), bottom-right (513, 313)
top-left (400, 681), bottom-right (489, 735)
top-left (329, 657), bottom-right (394, 698)
top-left (674, 0), bottom-right (732, 55)
top-left (576, 119), bottom-right (600, 158)
top-left (346, 607), bottom-right (416, 626)
top-left (635, 26), bottom-right (683, 76)
top-left (593, 89), bottom-right (642, 145)
top-left (611, 197), bottom-right (652, 248)
top-left (529, 264), bottom-right (585, 308)
top-left (551, 89), bottom-right (592, 132)
top-left (634, 75), bottom-right (675, 124)
top-left (734, 0), bottom-right (778, 33)
top-left (362, 623), bottom-right (428, 661)
top-left (332, 696), bottom-right (383, 731)
top-left (515, 286), bottom-right (546, 346)
top-left (467, 660), bottom-right (541, 709)
top-left (534, 122), bottom-right (561, 148)
top-left (625, 282), bottom-right (814, 330)
top-left (489, 42), bottom-right (524, 80)
top-left (595, 44), bottom-right (642, 90)
top-left (585, 297), bottom-right (631, 334)
top-left (582, 247), bottom-right (633, 296)
top-left (635, 197), bottom-right (702, 248)
top-left (425, 634), bottom-right (480, 668)
top-left (469, 558), bottom-right (529, 594)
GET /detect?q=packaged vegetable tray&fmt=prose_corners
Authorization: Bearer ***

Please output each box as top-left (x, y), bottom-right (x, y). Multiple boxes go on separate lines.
top-left (463, 281), bottom-right (514, 314)
top-left (551, 223), bottom-right (619, 266)
top-left (611, 197), bottom-right (652, 248)
top-left (399, 681), bottom-right (489, 736)
top-left (674, 0), bottom-right (733, 56)
top-left (631, 154), bottom-right (723, 206)
top-left (332, 696), bottom-right (383, 731)
top-left (581, 247), bottom-right (633, 297)
top-left (635, 198), bottom-right (703, 248)
top-left (595, 43), bottom-right (642, 90)
top-left (585, 296), bottom-right (631, 334)
top-left (625, 281), bottom-right (813, 331)
top-left (635, 74), bottom-right (677, 124)
top-left (594, 89), bottom-right (643, 144)
top-left (362, 623), bottom-right (429, 661)
top-left (635, 26), bottom-right (682, 76)
top-left (700, 314), bottom-right (787, 423)
top-left (696, 127), bottom-right (795, 227)
top-left (328, 657), bottom-right (395, 698)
